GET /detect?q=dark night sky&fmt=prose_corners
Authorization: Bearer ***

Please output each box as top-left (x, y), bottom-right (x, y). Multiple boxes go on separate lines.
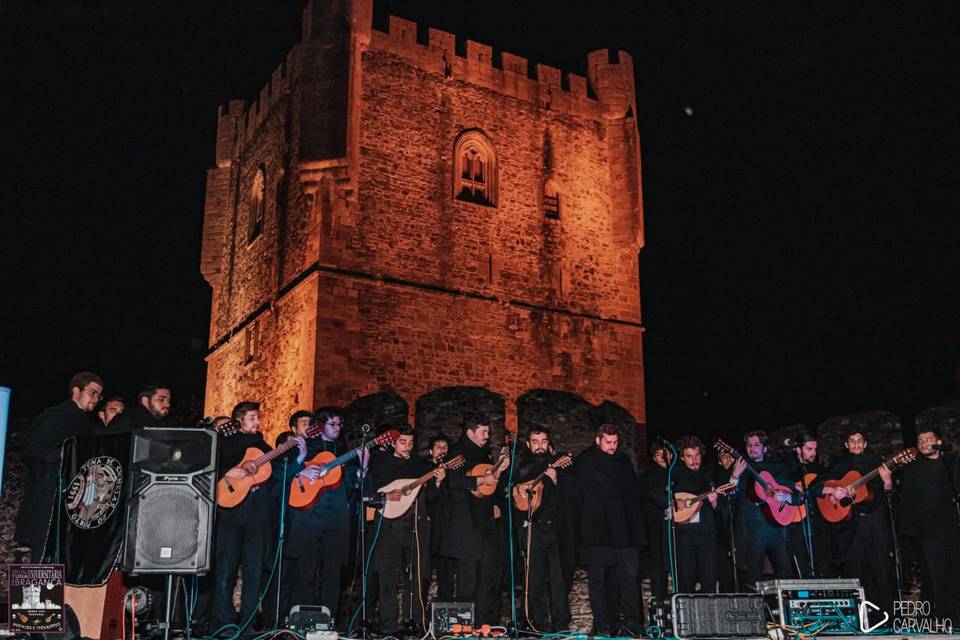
top-left (1, 1), bottom-right (958, 437)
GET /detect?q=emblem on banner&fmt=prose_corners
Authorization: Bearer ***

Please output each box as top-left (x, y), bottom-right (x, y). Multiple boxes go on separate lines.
top-left (63, 456), bottom-right (124, 529)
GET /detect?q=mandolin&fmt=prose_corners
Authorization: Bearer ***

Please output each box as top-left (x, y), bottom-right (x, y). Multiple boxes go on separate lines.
top-left (377, 454), bottom-right (466, 519)
top-left (512, 453), bottom-right (573, 513)
top-left (672, 482), bottom-right (736, 524)
top-left (466, 433), bottom-right (514, 497)
top-left (216, 422), bottom-right (323, 508)
top-left (713, 438), bottom-right (799, 526)
top-left (288, 430), bottom-right (400, 509)
top-left (816, 448), bottom-right (917, 523)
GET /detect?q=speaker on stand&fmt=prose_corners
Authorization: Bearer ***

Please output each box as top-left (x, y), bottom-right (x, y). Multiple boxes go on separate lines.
top-left (120, 427), bottom-right (218, 640)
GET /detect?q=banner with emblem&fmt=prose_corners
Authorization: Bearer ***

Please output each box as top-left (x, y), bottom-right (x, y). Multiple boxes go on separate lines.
top-left (46, 433), bottom-right (130, 585)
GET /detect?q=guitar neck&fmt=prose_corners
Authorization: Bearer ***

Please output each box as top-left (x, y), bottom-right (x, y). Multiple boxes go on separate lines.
top-left (732, 453), bottom-right (771, 491)
top-left (250, 438), bottom-right (300, 468)
top-left (849, 458), bottom-right (895, 490)
top-left (321, 440), bottom-right (374, 472)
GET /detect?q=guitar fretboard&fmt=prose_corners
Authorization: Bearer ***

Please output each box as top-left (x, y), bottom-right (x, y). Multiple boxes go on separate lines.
top-left (320, 440), bottom-right (377, 472)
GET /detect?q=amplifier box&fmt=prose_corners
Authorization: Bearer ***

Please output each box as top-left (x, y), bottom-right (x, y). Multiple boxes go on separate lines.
top-left (431, 601), bottom-right (474, 634)
top-left (670, 593), bottom-right (767, 640)
top-left (758, 579), bottom-right (863, 635)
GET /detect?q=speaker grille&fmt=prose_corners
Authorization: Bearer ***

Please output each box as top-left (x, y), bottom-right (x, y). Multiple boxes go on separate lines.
top-left (122, 428), bottom-right (217, 575)
top-left (135, 486), bottom-right (206, 568)
top-left (672, 593), bottom-right (766, 640)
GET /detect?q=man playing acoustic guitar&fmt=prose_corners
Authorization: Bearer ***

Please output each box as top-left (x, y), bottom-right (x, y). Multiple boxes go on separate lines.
top-left (728, 431), bottom-right (798, 587)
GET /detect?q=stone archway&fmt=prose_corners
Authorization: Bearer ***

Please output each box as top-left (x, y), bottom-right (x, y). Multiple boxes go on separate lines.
top-left (341, 390), bottom-right (409, 446)
top-left (817, 410), bottom-right (903, 467)
top-left (517, 390), bottom-right (639, 464)
top-left (414, 386), bottom-right (506, 455)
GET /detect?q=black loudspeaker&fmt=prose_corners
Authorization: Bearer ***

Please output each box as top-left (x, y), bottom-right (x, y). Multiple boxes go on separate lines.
top-left (121, 428), bottom-right (217, 575)
top-left (670, 593), bottom-right (766, 640)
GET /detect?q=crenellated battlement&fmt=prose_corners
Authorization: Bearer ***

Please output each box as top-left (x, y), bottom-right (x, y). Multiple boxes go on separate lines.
top-left (368, 14), bottom-right (635, 122)
top-left (213, 2), bottom-right (638, 164)
top-left (215, 46), bottom-right (300, 163)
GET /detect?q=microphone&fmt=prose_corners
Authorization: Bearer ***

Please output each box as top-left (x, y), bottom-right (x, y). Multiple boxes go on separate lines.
top-left (361, 423), bottom-right (372, 434)
top-left (783, 438), bottom-right (794, 448)
top-left (931, 444), bottom-right (944, 451)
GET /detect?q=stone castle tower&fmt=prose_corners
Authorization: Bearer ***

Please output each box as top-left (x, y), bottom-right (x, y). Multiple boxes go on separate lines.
top-left (200, 0), bottom-right (647, 455)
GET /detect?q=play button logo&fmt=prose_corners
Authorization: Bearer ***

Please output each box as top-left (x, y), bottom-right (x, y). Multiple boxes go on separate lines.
top-left (859, 600), bottom-right (890, 633)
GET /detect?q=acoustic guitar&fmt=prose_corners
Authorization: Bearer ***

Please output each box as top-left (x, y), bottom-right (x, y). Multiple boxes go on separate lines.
top-left (377, 454), bottom-right (466, 519)
top-left (816, 447), bottom-right (917, 523)
top-left (512, 453), bottom-right (573, 513)
top-left (672, 482), bottom-right (736, 524)
top-left (713, 438), bottom-right (799, 526)
top-left (466, 433), bottom-right (514, 497)
top-left (288, 430), bottom-right (400, 509)
top-left (216, 422), bottom-right (323, 508)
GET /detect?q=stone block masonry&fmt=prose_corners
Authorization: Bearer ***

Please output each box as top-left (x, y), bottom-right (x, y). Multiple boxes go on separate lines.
top-left (201, 0), bottom-right (647, 455)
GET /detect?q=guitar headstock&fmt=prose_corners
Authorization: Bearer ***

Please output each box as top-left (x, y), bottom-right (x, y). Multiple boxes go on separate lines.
top-left (215, 419), bottom-right (241, 437)
top-left (551, 453), bottom-right (573, 469)
top-left (443, 454), bottom-right (466, 470)
top-left (892, 447), bottom-right (918, 467)
top-left (713, 438), bottom-right (735, 457)
top-left (376, 429), bottom-right (401, 447)
top-left (303, 422), bottom-right (324, 439)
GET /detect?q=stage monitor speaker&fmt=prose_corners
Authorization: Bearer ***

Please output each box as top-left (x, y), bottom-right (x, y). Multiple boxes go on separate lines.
top-left (671, 593), bottom-right (766, 640)
top-left (121, 427), bottom-right (217, 575)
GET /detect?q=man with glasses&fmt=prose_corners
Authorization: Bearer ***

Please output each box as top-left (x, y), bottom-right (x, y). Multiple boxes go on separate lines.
top-left (14, 371), bottom-right (103, 562)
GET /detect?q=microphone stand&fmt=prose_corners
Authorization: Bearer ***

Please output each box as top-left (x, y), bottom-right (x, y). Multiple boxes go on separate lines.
top-left (884, 487), bottom-right (904, 602)
top-left (725, 492), bottom-right (740, 592)
top-left (273, 456), bottom-right (289, 629)
top-left (358, 425), bottom-right (371, 640)
top-left (664, 441), bottom-right (680, 592)
top-left (797, 461), bottom-right (816, 578)
top-left (937, 450), bottom-right (960, 530)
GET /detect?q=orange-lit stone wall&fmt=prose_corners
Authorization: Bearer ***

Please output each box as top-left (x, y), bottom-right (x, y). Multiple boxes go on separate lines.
top-left (201, 0), bottom-right (646, 453)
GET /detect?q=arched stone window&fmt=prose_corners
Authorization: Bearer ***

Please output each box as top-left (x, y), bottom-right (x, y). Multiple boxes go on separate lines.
top-left (454, 131), bottom-right (497, 207)
top-left (543, 178), bottom-right (560, 219)
top-left (248, 166), bottom-right (265, 243)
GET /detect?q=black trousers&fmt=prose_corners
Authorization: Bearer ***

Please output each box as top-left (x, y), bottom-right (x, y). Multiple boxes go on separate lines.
top-left (835, 510), bottom-right (896, 624)
top-left (738, 511), bottom-right (792, 588)
top-left (676, 527), bottom-right (717, 593)
top-left (519, 521), bottom-right (571, 632)
top-left (373, 515), bottom-right (431, 633)
top-left (212, 490), bottom-right (271, 630)
top-left (281, 508), bottom-right (350, 623)
top-left (438, 520), bottom-right (504, 624)
top-left (905, 534), bottom-right (960, 621)
top-left (585, 547), bottom-right (642, 635)
top-left (641, 517), bottom-right (669, 601)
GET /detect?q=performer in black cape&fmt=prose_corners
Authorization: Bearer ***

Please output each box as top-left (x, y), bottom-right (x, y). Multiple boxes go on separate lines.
top-left (893, 427), bottom-right (960, 621)
top-left (672, 436), bottom-right (718, 593)
top-left (572, 423), bottom-right (646, 636)
top-left (637, 442), bottom-right (670, 600)
top-left (15, 371), bottom-right (102, 562)
top-left (826, 430), bottom-right (896, 624)
top-left (436, 415), bottom-right (509, 624)
top-left (512, 427), bottom-right (572, 632)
